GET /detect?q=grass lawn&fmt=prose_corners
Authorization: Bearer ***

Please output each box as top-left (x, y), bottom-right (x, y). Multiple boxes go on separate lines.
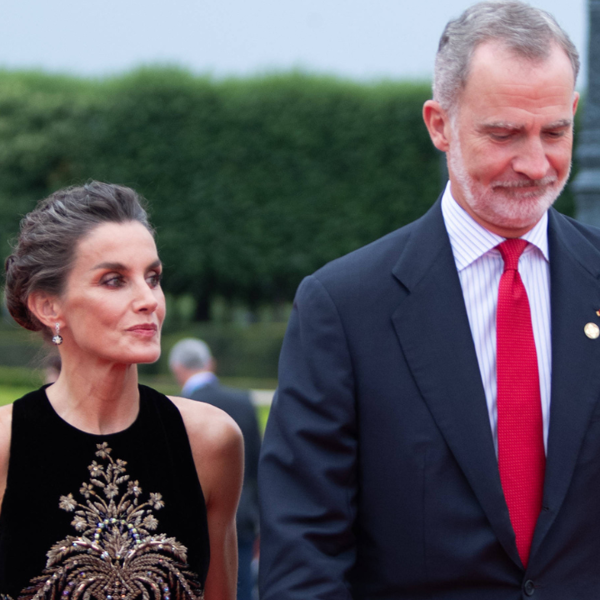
top-left (256, 405), bottom-right (270, 433)
top-left (0, 386), bottom-right (34, 406)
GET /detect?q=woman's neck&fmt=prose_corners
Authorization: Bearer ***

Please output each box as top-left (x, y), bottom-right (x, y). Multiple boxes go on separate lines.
top-left (45, 359), bottom-right (140, 435)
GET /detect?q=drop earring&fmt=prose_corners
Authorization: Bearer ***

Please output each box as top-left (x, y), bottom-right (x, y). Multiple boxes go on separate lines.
top-left (52, 323), bottom-right (63, 346)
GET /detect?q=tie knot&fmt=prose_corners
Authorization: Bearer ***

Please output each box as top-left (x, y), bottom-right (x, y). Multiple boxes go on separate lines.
top-left (497, 238), bottom-right (528, 271)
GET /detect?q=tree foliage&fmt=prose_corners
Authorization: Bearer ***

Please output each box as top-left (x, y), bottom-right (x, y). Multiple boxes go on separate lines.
top-left (0, 68), bottom-right (576, 314)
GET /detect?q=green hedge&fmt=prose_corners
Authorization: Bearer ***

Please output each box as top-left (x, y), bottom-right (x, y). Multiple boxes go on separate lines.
top-left (0, 68), bottom-right (580, 315)
top-left (0, 325), bottom-right (48, 369)
top-left (0, 365), bottom-right (44, 387)
top-left (144, 321), bottom-right (287, 379)
top-left (0, 69), bottom-right (443, 314)
top-left (0, 319), bottom-right (285, 380)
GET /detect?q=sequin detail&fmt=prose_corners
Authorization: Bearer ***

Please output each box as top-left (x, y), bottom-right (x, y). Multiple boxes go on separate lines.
top-left (14, 442), bottom-right (204, 600)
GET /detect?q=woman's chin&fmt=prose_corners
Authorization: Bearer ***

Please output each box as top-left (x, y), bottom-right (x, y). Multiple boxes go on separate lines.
top-left (134, 350), bottom-right (162, 365)
top-left (105, 348), bottom-right (162, 366)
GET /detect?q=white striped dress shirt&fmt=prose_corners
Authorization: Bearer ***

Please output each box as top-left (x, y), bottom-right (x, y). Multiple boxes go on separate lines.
top-left (440, 183), bottom-right (552, 455)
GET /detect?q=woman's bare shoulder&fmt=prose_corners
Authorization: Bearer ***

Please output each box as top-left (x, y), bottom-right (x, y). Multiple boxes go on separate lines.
top-left (0, 404), bottom-right (13, 504)
top-left (168, 396), bottom-right (242, 455)
top-left (0, 404), bottom-right (12, 452)
top-left (167, 396), bottom-right (243, 508)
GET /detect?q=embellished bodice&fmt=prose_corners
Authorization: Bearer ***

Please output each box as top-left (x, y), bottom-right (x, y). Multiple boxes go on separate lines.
top-left (0, 385), bottom-right (209, 600)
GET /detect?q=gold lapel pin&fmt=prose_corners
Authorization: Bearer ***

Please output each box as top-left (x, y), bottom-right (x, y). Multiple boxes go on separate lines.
top-left (585, 323), bottom-right (600, 339)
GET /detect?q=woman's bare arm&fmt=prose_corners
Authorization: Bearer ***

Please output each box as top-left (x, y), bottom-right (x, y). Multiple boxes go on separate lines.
top-left (170, 396), bottom-right (244, 600)
top-left (0, 404), bottom-right (13, 514)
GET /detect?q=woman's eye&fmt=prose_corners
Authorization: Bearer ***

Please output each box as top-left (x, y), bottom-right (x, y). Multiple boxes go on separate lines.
top-left (103, 275), bottom-right (125, 288)
top-left (147, 272), bottom-right (162, 287)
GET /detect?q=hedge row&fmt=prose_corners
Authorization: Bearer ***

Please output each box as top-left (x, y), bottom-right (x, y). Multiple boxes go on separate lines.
top-left (0, 69), bottom-right (441, 314)
top-left (0, 69), bottom-right (579, 316)
top-left (0, 319), bottom-right (285, 380)
top-left (149, 322), bottom-right (287, 379)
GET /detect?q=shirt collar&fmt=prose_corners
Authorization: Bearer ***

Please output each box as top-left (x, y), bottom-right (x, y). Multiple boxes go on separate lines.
top-left (182, 371), bottom-right (218, 396)
top-left (440, 181), bottom-right (549, 272)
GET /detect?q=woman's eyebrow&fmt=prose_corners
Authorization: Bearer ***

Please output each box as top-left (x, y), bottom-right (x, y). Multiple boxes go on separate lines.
top-left (92, 259), bottom-right (162, 271)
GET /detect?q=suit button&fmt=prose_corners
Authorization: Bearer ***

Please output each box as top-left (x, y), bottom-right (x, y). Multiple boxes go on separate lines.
top-left (524, 580), bottom-right (535, 596)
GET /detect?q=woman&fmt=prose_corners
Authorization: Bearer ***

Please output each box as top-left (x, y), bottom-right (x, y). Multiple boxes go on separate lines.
top-left (0, 182), bottom-right (243, 600)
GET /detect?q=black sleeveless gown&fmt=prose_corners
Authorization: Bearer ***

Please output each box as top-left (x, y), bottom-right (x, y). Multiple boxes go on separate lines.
top-left (0, 385), bottom-right (210, 600)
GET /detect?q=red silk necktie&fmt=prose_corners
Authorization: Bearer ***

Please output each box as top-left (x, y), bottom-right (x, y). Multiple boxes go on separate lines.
top-left (496, 239), bottom-right (545, 568)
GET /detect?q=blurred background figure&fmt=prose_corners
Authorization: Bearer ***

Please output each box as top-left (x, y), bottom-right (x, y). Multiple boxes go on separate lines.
top-left (170, 338), bottom-right (261, 600)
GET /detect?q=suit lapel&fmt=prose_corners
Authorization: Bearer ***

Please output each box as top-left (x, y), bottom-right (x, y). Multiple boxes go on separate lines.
top-left (530, 210), bottom-right (600, 558)
top-left (390, 201), bottom-right (520, 566)
top-left (391, 204), bottom-right (600, 566)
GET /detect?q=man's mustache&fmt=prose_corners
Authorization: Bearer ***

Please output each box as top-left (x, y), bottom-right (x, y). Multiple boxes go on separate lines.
top-left (492, 176), bottom-right (557, 189)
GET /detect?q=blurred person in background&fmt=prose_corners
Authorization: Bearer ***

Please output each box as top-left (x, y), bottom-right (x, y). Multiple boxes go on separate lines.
top-left (0, 182), bottom-right (243, 600)
top-left (170, 338), bottom-right (261, 600)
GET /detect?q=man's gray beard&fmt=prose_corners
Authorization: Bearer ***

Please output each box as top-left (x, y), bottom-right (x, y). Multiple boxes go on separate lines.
top-left (447, 131), bottom-right (570, 231)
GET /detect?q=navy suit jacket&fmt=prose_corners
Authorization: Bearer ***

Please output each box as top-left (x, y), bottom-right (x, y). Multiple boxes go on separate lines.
top-left (259, 200), bottom-right (600, 599)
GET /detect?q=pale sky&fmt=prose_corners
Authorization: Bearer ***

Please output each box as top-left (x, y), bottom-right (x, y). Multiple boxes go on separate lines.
top-left (0, 0), bottom-right (587, 84)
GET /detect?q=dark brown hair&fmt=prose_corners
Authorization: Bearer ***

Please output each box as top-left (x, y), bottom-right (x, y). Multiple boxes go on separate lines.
top-left (5, 181), bottom-right (153, 335)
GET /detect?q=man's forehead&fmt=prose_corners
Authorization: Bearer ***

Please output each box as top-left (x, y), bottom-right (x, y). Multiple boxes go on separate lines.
top-left (467, 39), bottom-right (575, 87)
top-left (456, 40), bottom-right (576, 115)
top-left (471, 39), bottom-right (549, 64)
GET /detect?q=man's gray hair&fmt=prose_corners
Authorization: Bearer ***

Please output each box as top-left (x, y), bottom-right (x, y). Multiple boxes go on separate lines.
top-left (169, 338), bottom-right (213, 371)
top-left (434, 0), bottom-right (580, 112)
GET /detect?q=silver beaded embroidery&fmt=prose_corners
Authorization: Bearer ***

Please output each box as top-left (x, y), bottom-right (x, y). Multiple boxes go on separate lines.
top-left (13, 442), bottom-right (204, 600)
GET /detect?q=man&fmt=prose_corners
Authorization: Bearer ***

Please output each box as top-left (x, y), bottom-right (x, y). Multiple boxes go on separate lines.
top-left (258, 2), bottom-right (600, 597)
top-left (169, 338), bottom-right (261, 600)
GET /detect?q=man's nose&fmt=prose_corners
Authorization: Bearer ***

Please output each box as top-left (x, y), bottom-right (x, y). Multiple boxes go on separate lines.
top-left (512, 138), bottom-right (551, 181)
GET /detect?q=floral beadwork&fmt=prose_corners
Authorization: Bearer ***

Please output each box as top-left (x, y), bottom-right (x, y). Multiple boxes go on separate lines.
top-left (15, 442), bottom-right (203, 600)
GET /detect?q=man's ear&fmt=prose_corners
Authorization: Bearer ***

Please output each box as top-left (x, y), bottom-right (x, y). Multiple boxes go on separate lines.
top-left (27, 291), bottom-right (63, 330)
top-left (423, 100), bottom-right (452, 152)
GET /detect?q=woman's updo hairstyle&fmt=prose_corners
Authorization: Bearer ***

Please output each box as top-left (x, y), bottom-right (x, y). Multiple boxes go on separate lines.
top-left (5, 181), bottom-right (153, 335)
